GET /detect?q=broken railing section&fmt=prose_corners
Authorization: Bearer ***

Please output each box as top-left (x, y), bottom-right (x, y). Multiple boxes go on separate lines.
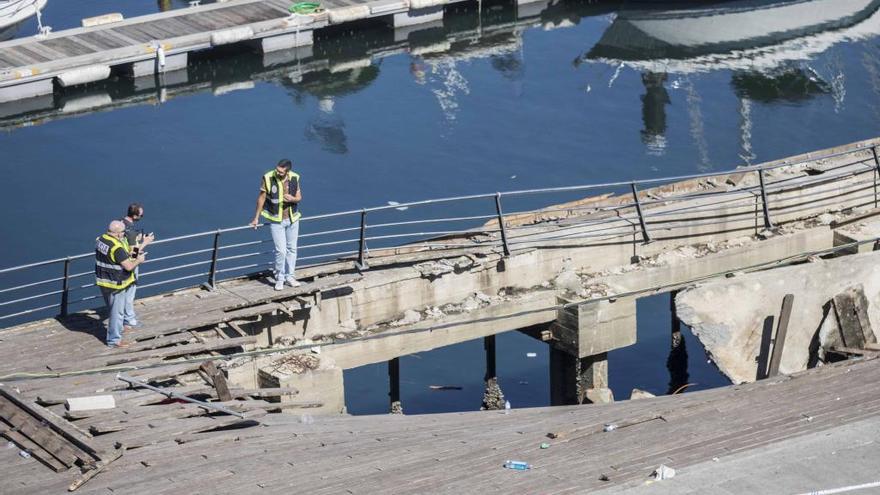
top-left (544, 296), bottom-right (637, 405)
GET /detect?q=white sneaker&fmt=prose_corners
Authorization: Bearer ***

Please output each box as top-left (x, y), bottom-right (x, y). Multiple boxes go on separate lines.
top-left (286, 277), bottom-right (302, 288)
top-left (274, 279), bottom-right (285, 291)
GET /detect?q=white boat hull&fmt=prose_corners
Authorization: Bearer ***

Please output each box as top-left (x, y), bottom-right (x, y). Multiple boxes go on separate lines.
top-left (586, 0), bottom-right (880, 73)
top-left (626, 0), bottom-right (878, 48)
top-left (0, 0), bottom-right (47, 30)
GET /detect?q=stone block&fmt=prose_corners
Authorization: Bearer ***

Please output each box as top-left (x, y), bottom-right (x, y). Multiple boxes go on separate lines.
top-left (66, 395), bottom-right (116, 411)
top-left (630, 388), bottom-right (655, 400)
top-left (585, 387), bottom-right (614, 404)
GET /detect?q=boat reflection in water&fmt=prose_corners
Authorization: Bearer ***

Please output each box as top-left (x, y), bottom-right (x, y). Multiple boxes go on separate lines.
top-left (580, 0), bottom-right (880, 160)
top-left (0, 0), bottom-right (616, 131)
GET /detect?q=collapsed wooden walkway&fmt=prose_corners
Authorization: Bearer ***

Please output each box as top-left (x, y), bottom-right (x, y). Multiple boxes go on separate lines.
top-left (2, 352), bottom-right (878, 493)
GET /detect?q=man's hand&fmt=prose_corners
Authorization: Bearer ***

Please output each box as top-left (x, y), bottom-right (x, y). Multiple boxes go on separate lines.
top-left (249, 218), bottom-right (260, 230)
top-left (283, 193), bottom-right (297, 202)
top-left (137, 252), bottom-right (147, 263)
top-left (143, 233), bottom-right (155, 246)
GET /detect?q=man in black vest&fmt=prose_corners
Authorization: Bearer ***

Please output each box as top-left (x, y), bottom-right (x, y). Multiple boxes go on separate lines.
top-left (120, 202), bottom-right (155, 330)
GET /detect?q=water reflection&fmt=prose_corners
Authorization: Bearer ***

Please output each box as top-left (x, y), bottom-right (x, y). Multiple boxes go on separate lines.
top-left (1, 0), bottom-right (878, 155)
top-left (287, 63), bottom-right (380, 153)
top-left (578, 0), bottom-right (880, 159)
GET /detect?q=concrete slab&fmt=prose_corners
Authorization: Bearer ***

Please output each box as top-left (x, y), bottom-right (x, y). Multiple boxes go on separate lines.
top-left (601, 416), bottom-right (880, 495)
top-left (833, 215), bottom-right (880, 254)
top-left (677, 249), bottom-right (880, 383)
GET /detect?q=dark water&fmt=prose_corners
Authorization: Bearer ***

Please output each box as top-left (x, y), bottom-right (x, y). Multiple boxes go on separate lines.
top-left (2, 0), bottom-right (880, 412)
top-left (345, 294), bottom-right (728, 414)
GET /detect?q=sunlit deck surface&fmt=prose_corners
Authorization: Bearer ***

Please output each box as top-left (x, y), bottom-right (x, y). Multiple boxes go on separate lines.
top-left (2, 314), bottom-right (878, 495)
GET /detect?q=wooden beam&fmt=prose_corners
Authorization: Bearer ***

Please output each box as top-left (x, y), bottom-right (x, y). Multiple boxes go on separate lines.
top-left (833, 287), bottom-right (874, 349)
top-left (767, 294), bottom-right (794, 377)
top-left (200, 360), bottom-right (233, 402)
top-left (104, 336), bottom-right (256, 365)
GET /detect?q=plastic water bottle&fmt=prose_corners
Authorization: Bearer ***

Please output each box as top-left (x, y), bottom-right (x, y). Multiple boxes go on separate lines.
top-left (504, 400), bottom-right (511, 414)
top-left (504, 460), bottom-right (531, 471)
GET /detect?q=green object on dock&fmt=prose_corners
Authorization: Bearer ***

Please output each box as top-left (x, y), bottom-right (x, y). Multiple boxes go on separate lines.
top-left (289, 2), bottom-right (322, 14)
top-left (540, 443), bottom-right (550, 449)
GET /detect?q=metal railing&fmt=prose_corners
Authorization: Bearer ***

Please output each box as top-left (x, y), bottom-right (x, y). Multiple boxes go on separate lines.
top-left (1, 142), bottom-right (878, 328)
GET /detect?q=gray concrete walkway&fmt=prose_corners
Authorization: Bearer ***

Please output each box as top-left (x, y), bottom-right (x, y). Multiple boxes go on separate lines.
top-left (605, 416), bottom-right (880, 495)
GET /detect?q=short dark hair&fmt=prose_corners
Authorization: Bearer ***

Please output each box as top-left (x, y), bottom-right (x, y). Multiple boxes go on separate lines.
top-left (277, 159), bottom-right (292, 170)
top-left (127, 203), bottom-right (143, 218)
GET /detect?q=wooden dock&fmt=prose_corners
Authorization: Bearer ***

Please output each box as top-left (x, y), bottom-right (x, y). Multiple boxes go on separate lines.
top-left (2, 329), bottom-right (878, 494)
top-left (0, 0), bottom-right (482, 103)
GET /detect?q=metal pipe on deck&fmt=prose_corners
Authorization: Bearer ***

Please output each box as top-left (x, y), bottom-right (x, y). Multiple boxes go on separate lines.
top-left (117, 374), bottom-right (245, 418)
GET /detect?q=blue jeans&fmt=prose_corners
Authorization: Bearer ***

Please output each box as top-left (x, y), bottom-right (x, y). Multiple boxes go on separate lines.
top-left (124, 271), bottom-right (138, 327)
top-left (101, 285), bottom-right (133, 346)
top-left (269, 219), bottom-right (299, 281)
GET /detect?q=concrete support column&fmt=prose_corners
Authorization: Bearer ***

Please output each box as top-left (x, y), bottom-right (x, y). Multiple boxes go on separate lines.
top-left (547, 296), bottom-right (635, 405)
top-left (667, 291), bottom-right (689, 394)
top-left (549, 350), bottom-right (609, 405)
top-left (389, 357), bottom-right (403, 414)
top-left (480, 335), bottom-right (505, 410)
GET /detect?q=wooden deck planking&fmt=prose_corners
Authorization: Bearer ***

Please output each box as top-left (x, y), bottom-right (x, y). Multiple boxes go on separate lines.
top-left (102, 28), bottom-right (148, 46)
top-left (73, 31), bottom-right (128, 51)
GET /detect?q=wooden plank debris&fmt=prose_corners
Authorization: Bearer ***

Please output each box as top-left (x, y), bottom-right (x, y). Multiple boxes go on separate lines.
top-left (767, 294), bottom-right (794, 377)
top-left (104, 336), bottom-right (256, 365)
top-left (833, 286), bottom-right (876, 349)
top-left (200, 361), bottom-right (233, 401)
top-left (0, 424), bottom-right (69, 472)
top-left (68, 446), bottom-right (124, 492)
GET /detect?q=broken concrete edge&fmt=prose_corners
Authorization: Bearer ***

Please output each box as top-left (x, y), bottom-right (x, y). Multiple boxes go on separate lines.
top-left (676, 249), bottom-right (880, 384)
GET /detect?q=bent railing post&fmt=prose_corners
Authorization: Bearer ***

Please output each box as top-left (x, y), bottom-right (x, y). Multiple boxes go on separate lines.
top-left (873, 146), bottom-right (880, 208)
top-left (758, 168), bottom-right (774, 230)
top-left (494, 192), bottom-right (511, 256)
top-left (357, 209), bottom-right (369, 270)
top-left (60, 258), bottom-right (70, 318)
top-left (206, 230), bottom-right (221, 289)
top-left (631, 182), bottom-right (651, 243)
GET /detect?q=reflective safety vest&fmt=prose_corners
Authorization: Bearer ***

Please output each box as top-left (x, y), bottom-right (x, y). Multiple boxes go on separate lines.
top-left (95, 234), bottom-right (135, 290)
top-left (261, 170), bottom-right (301, 223)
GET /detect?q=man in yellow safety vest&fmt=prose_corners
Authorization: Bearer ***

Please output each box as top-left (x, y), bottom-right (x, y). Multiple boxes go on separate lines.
top-left (249, 159), bottom-right (302, 291)
top-left (95, 220), bottom-right (146, 348)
